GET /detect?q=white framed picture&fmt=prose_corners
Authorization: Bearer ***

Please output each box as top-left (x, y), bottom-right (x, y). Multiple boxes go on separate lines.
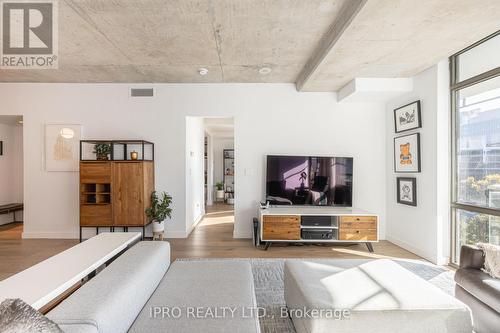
top-left (394, 100), bottom-right (421, 133)
top-left (45, 124), bottom-right (82, 172)
top-left (394, 133), bottom-right (421, 173)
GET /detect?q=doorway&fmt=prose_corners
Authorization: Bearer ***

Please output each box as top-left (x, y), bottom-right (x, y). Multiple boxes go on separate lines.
top-left (0, 116), bottom-right (24, 239)
top-left (185, 116), bottom-right (234, 237)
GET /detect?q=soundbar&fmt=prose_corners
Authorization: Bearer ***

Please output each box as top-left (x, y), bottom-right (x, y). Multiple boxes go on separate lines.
top-left (301, 215), bottom-right (338, 227)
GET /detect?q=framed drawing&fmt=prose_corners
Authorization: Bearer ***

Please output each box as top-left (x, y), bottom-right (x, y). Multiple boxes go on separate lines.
top-left (397, 177), bottom-right (417, 206)
top-left (394, 133), bottom-right (421, 173)
top-left (45, 124), bottom-right (82, 171)
top-left (394, 100), bottom-right (421, 133)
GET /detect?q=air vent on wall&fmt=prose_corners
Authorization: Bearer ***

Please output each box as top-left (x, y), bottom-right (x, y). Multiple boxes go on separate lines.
top-left (130, 88), bottom-right (154, 97)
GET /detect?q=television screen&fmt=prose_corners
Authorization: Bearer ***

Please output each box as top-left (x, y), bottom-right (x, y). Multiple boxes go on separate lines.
top-left (266, 155), bottom-right (353, 206)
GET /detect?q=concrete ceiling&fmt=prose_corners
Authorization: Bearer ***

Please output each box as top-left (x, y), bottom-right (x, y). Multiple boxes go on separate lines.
top-left (0, 0), bottom-right (499, 91)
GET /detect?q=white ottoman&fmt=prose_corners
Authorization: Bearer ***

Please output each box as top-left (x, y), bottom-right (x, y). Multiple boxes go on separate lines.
top-left (284, 259), bottom-right (472, 333)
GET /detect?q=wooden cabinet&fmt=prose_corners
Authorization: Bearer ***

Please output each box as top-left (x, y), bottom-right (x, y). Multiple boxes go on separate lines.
top-left (262, 215), bottom-right (300, 240)
top-left (80, 161), bottom-right (154, 231)
top-left (259, 208), bottom-right (378, 252)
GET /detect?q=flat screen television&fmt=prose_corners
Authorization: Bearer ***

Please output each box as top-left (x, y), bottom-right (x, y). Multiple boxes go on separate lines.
top-left (266, 155), bottom-right (353, 206)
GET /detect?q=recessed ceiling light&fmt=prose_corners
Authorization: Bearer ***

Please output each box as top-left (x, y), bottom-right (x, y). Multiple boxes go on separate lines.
top-left (198, 68), bottom-right (209, 76)
top-left (259, 67), bottom-right (272, 75)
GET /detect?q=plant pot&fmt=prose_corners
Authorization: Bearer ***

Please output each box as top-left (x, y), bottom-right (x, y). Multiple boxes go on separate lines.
top-left (216, 190), bottom-right (225, 199)
top-left (96, 154), bottom-right (109, 161)
top-left (227, 198), bottom-right (235, 205)
top-left (152, 220), bottom-right (165, 233)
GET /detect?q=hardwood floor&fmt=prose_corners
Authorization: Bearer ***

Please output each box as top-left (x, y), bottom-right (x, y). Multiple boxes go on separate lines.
top-left (0, 222), bottom-right (23, 240)
top-left (167, 204), bottom-right (422, 261)
top-left (0, 204), bottom-right (422, 281)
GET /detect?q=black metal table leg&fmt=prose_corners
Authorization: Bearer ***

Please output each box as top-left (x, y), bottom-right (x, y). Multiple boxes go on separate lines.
top-left (79, 227), bottom-right (82, 243)
top-left (264, 242), bottom-right (272, 251)
top-left (366, 243), bottom-right (374, 253)
top-left (142, 226), bottom-right (145, 240)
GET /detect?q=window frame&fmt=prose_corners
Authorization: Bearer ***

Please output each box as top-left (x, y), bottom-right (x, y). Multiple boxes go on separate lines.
top-left (450, 30), bottom-right (500, 264)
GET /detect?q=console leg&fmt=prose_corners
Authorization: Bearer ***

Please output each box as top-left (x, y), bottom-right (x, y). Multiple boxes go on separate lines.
top-left (264, 242), bottom-right (272, 251)
top-left (79, 227), bottom-right (82, 243)
top-left (366, 243), bottom-right (374, 253)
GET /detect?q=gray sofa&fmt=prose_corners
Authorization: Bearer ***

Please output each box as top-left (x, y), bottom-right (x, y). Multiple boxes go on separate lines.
top-left (47, 241), bottom-right (260, 333)
top-left (454, 245), bottom-right (500, 333)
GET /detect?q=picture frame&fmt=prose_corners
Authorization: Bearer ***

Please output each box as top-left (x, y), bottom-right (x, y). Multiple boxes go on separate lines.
top-left (394, 133), bottom-right (421, 173)
top-left (45, 124), bottom-right (82, 172)
top-left (397, 177), bottom-right (417, 206)
top-left (394, 100), bottom-right (421, 133)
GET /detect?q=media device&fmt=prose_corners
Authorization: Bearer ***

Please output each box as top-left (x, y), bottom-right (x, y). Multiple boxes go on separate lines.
top-left (266, 155), bottom-right (353, 206)
top-left (301, 228), bottom-right (334, 240)
top-left (301, 216), bottom-right (338, 227)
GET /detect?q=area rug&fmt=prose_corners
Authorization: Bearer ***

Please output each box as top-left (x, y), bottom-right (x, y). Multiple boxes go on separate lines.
top-left (177, 258), bottom-right (455, 333)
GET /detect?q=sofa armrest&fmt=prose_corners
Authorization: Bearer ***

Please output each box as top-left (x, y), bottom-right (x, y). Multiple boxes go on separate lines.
top-left (459, 245), bottom-right (484, 269)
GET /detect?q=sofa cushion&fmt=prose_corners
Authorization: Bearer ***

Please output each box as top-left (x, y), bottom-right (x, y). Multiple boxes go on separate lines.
top-left (129, 260), bottom-right (261, 333)
top-left (48, 241), bottom-right (170, 333)
top-left (285, 259), bottom-right (472, 333)
top-left (455, 267), bottom-right (500, 313)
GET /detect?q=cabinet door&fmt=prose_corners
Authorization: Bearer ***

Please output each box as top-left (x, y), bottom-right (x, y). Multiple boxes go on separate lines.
top-left (113, 163), bottom-right (145, 226)
top-left (262, 215), bottom-right (300, 240)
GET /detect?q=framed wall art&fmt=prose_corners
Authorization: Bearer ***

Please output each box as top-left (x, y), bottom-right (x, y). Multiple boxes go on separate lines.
top-left (394, 133), bottom-right (421, 173)
top-left (394, 100), bottom-right (421, 133)
top-left (45, 124), bottom-right (82, 171)
top-left (397, 177), bottom-right (417, 206)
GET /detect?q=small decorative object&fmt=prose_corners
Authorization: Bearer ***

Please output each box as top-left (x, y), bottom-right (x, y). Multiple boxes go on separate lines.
top-left (0, 141), bottom-right (3, 156)
top-left (45, 124), bottom-right (82, 171)
top-left (394, 133), bottom-right (421, 173)
top-left (146, 191), bottom-right (172, 234)
top-left (130, 151), bottom-right (139, 160)
top-left (215, 182), bottom-right (225, 200)
top-left (397, 177), bottom-right (417, 206)
top-left (93, 143), bottom-right (111, 161)
top-left (394, 100), bottom-right (422, 133)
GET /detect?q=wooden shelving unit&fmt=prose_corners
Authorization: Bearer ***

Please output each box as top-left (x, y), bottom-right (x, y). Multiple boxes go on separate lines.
top-left (79, 140), bottom-right (155, 241)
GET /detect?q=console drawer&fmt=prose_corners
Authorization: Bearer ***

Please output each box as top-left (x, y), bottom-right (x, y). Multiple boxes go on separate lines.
top-left (340, 216), bottom-right (377, 224)
top-left (262, 215), bottom-right (300, 240)
top-left (339, 228), bottom-right (377, 241)
top-left (340, 220), bottom-right (377, 229)
top-left (80, 205), bottom-right (112, 226)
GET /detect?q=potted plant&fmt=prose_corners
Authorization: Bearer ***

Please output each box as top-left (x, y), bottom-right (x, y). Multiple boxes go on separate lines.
top-left (145, 191), bottom-right (172, 233)
top-left (93, 143), bottom-right (112, 161)
top-left (215, 182), bottom-right (225, 200)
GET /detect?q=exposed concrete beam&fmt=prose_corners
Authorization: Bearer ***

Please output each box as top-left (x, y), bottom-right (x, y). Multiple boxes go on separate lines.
top-left (338, 78), bottom-right (413, 103)
top-left (295, 0), bottom-right (367, 92)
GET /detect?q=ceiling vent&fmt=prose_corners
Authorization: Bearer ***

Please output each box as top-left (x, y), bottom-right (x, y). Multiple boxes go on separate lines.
top-left (130, 88), bottom-right (154, 97)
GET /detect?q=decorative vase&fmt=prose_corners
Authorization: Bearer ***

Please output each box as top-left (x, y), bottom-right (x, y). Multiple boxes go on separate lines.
top-left (130, 151), bottom-right (139, 160)
top-left (152, 220), bottom-right (165, 233)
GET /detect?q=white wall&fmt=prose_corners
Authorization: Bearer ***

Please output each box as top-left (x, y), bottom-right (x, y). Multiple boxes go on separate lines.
top-left (185, 117), bottom-right (205, 233)
top-left (0, 122), bottom-right (23, 225)
top-left (385, 61), bottom-right (450, 264)
top-left (0, 84), bottom-right (387, 239)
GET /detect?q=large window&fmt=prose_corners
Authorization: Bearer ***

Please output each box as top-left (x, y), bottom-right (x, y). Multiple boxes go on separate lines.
top-left (451, 31), bottom-right (500, 264)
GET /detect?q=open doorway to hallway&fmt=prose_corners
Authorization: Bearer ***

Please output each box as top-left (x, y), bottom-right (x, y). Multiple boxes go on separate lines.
top-left (185, 116), bottom-right (234, 237)
top-left (0, 116), bottom-right (24, 240)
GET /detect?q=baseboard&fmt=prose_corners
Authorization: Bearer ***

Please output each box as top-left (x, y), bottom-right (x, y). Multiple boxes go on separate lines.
top-left (22, 232), bottom-right (77, 239)
top-left (185, 214), bottom-right (204, 237)
top-left (386, 234), bottom-right (438, 264)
